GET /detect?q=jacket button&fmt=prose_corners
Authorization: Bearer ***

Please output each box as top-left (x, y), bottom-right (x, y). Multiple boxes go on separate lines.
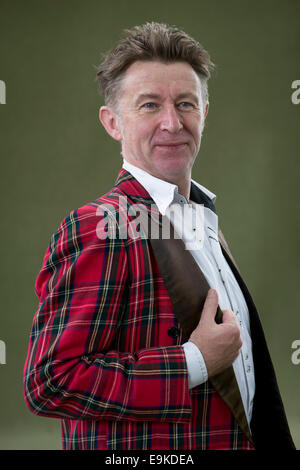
top-left (168, 326), bottom-right (179, 338)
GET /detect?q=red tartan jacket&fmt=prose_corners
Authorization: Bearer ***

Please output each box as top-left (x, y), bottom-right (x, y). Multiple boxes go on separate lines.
top-left (23, 168), bottom-right (295, 450)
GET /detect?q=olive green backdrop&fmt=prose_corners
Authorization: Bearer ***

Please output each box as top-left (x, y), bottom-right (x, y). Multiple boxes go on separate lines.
top-left (0, 0), bottom-right (299, 450)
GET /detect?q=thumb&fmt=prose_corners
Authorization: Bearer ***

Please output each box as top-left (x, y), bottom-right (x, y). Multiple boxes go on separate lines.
top-left (201, 288), bottom-right (219, 324)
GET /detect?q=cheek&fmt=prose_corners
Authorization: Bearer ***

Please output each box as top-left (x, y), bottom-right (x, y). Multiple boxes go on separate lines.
top-left (135, 122), bottom-right (154, 145)
top-left (190, 120), bottom-right (204, 143)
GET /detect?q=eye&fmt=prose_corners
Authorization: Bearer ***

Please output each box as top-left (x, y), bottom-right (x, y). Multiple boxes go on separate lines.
top-left (178, 101), bottom-right (194, 109)
top-left (141, 102), bottom-right (157, 110)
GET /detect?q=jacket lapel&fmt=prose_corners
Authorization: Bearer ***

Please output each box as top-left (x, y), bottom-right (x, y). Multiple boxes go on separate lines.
top-left (145, 217), bottom-right (253, 444)
top-left (113, 168), bottom-right (253, 444)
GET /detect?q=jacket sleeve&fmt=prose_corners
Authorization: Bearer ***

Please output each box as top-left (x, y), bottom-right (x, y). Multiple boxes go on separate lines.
top-left (23, 205), bottom-right (191, 422)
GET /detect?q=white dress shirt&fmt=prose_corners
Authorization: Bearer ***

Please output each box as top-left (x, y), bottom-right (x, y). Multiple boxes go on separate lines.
top-left (122, 159), bottom-right (255, 426)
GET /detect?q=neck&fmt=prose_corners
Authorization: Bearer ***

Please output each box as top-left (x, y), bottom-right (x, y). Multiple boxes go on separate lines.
top-left (123, 158), bottom-right (192, 199)
top-left (174, 177), bottom-right (191, 200)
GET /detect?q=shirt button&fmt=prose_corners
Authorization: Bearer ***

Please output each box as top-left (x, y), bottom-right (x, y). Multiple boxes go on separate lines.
top-left (168, 326), bottom-right (180, 338)
top-left (245, 354), bottom-right (249, 360)
top-left (247, 365), bottom-right (251, 373)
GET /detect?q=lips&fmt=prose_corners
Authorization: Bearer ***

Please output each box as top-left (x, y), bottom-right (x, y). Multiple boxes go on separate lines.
top-left (154, 142), bottom-right (187, 146)
top-left (154, 142), bottom-right (188, 150)
top-left (154, 144), bottom-right (188, 154)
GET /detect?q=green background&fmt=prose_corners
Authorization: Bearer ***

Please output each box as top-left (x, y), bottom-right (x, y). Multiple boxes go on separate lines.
top-left (0, 0), bottom-right (299, 450)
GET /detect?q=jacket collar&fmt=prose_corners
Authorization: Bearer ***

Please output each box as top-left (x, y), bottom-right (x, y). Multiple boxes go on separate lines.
top-left (111, 168), bottom-right (240, 274)
top-left (121, 160), bottom-right (217, 215)
top-left (113, 167), bottom-right (217, 214)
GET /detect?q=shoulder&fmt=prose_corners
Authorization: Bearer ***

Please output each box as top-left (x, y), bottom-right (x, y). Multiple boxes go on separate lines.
top-left (55, 187), bottom-right (120, 231)
top-left (50, 185), bottom-right (135, 251)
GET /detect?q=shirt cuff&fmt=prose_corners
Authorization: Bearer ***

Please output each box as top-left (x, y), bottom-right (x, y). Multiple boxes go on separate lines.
top-left (182, 341), bottom-right (208, 389)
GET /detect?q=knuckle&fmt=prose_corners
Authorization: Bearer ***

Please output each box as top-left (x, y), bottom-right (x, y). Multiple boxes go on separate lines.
top-left (224, 309), bottom-right (233, 318)
top-left (232, 325), bottom-right (240, 340)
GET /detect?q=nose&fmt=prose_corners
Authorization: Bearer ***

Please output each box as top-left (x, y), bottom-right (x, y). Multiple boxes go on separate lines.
top-left (159, 105), bottom-right (183, 133)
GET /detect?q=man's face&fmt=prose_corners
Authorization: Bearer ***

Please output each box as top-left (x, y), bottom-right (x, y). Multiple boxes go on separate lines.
top-left (101, 60), bottom-right (208, 183)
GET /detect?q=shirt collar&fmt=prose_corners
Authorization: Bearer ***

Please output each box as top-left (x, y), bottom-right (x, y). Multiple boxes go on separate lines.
top-left (122, 159), bottom-right (217, 215)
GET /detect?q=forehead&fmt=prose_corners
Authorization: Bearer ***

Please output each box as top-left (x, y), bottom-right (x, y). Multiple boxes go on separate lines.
top-left (120, 60), bottom-right (202, 99)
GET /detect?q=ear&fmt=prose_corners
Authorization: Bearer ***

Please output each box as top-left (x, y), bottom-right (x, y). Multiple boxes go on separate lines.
top-left (200, 102), bottom-right (209, 133)
top-left (99, 106), bottom-right (122, 141)
top-left (204, 102), bottom-right (209, 119)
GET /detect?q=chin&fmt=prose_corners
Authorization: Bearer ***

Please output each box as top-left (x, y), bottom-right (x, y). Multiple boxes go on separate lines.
top-left (157, 160), bottom-right (192, 177)
top-left (155, 167), bottom-right (189, 183)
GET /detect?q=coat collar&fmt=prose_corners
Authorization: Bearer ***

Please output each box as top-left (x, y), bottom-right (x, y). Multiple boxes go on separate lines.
top-left (111, 168), bottom-right (241, 275)
top-left (121, 160), bottom-right (217, 215)
top-left (113, 167), bottom-right (217, 213)
top-left (110, 167), bottom-right (242, 277)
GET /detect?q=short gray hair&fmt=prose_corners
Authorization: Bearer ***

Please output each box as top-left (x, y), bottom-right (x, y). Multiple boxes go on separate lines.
top-left (95, 22), bottom-right (214, 110)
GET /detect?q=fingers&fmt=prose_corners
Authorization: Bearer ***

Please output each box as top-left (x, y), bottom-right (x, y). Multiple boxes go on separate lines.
top-left (221, 308), bottom-right (237, 324)
top-left (189, 288), bottom-right (243, 375)
top-left (200, 289), bottom-right (219, 325)
top-left (222, 309), bottom-right (241, 330)
top-left (222, 309), bottom-right (243, 348)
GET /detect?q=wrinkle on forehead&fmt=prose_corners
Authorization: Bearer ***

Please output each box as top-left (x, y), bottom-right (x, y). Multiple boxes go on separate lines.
top-left (121, 61), bottom-right (202, 97)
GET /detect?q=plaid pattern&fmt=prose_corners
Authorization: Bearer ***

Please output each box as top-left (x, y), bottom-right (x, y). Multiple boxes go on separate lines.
top-left (23, 169), bottom-right (254, 450)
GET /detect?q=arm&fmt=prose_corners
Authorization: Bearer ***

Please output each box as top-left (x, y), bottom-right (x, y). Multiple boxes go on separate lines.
top-left (23, 205), bottom-right (191, 422)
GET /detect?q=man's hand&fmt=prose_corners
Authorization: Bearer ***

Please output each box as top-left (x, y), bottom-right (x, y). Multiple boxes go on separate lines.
top-left (189, 288), bottom-right (242, 377)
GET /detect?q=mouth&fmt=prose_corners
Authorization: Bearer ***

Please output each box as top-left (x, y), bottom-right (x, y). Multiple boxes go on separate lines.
top-left (155, 143), bottom-right (188, 150)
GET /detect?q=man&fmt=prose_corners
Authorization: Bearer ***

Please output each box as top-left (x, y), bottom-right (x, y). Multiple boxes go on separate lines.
top-left (23, 22), bottom-right (295, 450)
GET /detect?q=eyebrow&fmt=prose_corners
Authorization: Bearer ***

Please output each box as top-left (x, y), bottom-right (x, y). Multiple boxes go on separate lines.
top-left (135, 92), bottom-right (199, 105)
top-left (135, 93), bottom-right (161, 105)
top-left (175, 92), bottom-right (199, 104)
